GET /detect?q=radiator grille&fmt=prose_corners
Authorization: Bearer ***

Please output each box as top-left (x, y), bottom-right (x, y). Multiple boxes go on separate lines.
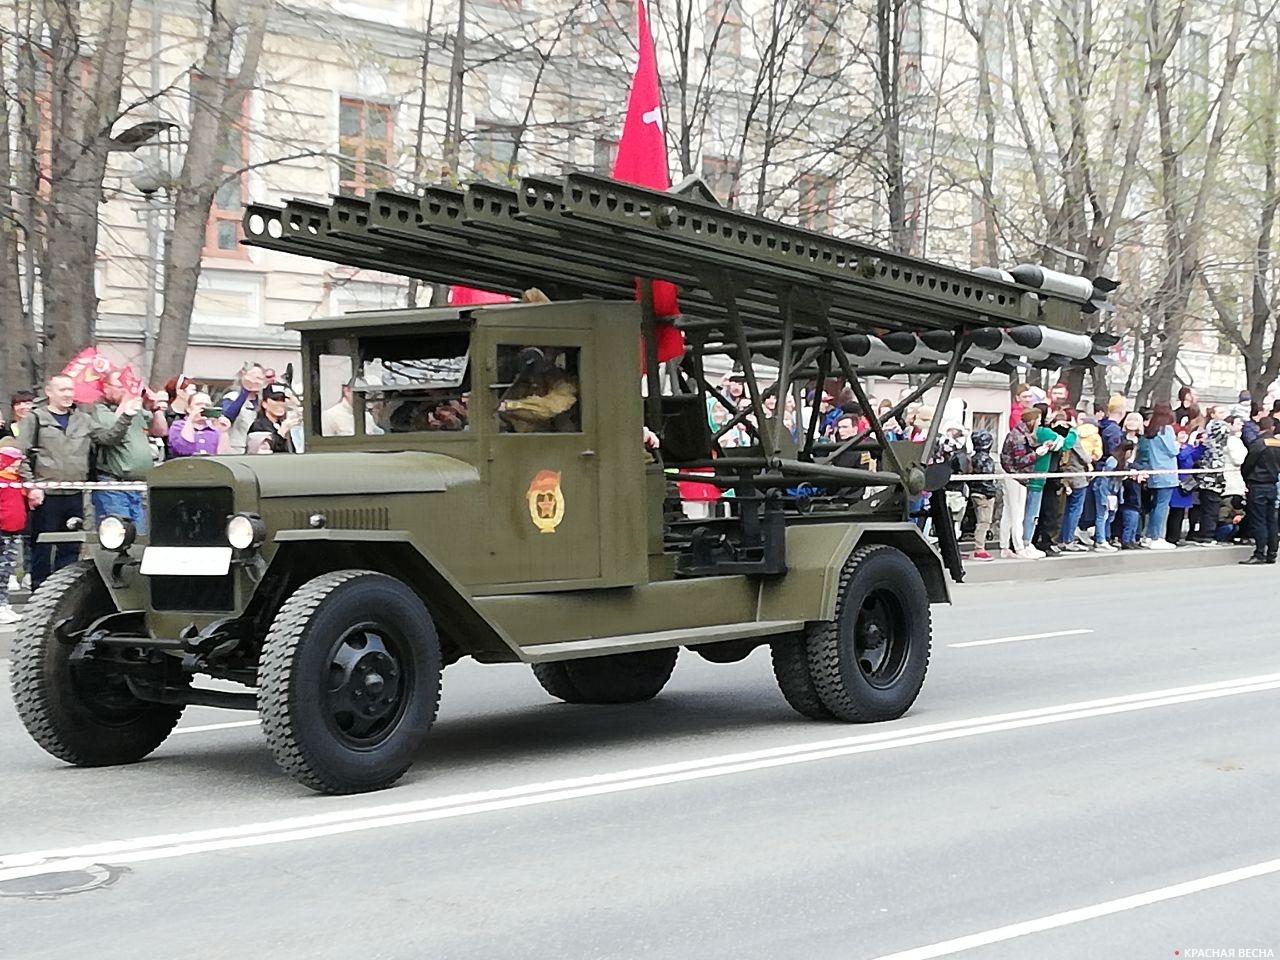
top-left (148, 487), bottom-right (236, 612)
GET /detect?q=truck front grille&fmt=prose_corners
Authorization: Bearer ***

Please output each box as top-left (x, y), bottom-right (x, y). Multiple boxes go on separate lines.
top-left (148, 487), bottom-right (236, 612)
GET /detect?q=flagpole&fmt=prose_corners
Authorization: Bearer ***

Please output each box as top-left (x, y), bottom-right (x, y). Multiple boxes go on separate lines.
top-left (640, 280), bottom-right (662, 429)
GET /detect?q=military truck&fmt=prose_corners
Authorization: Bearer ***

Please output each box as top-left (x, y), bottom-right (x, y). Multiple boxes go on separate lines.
top-left (9, 174), bottom-right (1115, 794)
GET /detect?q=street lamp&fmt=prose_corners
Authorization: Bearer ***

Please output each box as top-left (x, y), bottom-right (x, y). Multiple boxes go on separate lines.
top-left (129, 145), bottom-right (179, 381)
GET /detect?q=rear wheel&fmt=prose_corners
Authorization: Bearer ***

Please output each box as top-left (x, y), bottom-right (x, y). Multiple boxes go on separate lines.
top-left (10, 562), bottom-right (184, 766)
top-left (258, 571), bottom-right (442, 794)
top-left (805, 545), bottom-right (931, 722)
top-left (770, 638), bottom-right (834, 720)
top-left (531, 648), bottom-right (678, 704)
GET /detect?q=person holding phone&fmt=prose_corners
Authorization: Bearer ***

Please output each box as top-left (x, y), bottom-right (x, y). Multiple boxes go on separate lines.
top-left (168, 392), bottom-right (232, 457)
top-left (248, 384), bottom-right (300, 454)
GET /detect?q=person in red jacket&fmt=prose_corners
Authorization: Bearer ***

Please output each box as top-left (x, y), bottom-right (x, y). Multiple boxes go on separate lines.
top-left (0, 445), bottom-right (28, 623)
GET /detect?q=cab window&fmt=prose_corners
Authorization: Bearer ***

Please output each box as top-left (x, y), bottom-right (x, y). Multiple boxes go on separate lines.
top-left (492, 344), bottom-right (581, 434)
top-left (354, 331), bottom-right (471, 435)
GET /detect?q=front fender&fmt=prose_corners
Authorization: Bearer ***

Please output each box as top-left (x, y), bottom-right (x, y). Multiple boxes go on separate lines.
top-left (757, 522), bottom-right (948, 625)
top-left (250, 532), bottom-right (520, 663)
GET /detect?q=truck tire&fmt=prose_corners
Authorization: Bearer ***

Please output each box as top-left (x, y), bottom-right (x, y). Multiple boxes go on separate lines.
top-left (805, 544), bottom-right (931, 722)
top-left (10, 562), bottom-right (184, 766)
top-left (258, 570), bottom-right (442, 794)
top-left (770, 638), bottom-right (835, 720)
top-left (531, 648), bottom-right (678, 704)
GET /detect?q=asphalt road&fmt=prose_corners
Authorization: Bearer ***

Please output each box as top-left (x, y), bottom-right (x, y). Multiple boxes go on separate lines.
top-left (1, 565), bottom-right (1278, 960)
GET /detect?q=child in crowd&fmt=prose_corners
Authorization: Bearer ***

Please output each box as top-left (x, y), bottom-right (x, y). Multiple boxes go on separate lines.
top-left (1114, 440), bottom-right (1143, 549)
top-left (968, 430), bottom-right (998, 561)
top-left (1090, 432), bottom-right (1120, 552)
top-left (0, 445), bottom-right (28, 624)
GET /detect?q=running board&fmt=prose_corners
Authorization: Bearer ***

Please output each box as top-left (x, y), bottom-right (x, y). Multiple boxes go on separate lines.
top-left (519, 620), bottom-right (805, 663)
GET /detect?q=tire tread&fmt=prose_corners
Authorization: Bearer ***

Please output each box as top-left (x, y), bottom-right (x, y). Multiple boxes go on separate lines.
top-left (805, 544), bottom-right (932, 722)
top-left (10, 562), bottom-right (182, 765)
top-left (258, 570), bottom-right (441, 794)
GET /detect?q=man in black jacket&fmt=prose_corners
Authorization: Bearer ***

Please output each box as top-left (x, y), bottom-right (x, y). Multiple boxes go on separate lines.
top-left (1239, 417), bottom-right (1280, 565)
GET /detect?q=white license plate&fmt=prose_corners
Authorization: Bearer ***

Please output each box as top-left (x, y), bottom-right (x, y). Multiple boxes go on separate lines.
top-left (140, 546), bottom-right (233, 576)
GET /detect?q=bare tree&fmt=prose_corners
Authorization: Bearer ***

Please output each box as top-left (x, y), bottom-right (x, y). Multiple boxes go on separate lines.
top-left (150, 0), bottom-right (270, 382)
top-left (1203, 16), bottom-right (1280, 400)
top-left (1141, 0), bottom-right (1246, 405)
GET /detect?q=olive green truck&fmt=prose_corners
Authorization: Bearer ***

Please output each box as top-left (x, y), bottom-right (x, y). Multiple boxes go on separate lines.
top-left (10, 174), bottom-right (1115, 793)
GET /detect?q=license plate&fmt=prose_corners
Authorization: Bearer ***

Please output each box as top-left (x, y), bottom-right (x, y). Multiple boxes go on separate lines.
top-left (140, 546), bottom-right (233, 576)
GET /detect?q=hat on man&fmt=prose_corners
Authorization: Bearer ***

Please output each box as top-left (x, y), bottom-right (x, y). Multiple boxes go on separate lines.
top-left (262, 384), bottom-right (288, 402)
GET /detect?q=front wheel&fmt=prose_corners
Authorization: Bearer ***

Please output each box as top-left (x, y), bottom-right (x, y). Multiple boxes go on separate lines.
top-left (258, 571), bottom-right (442, 794)
top-left (10, 562), bottom-right (184, 766)
top-left (804, 545), bottom-right (932, 722)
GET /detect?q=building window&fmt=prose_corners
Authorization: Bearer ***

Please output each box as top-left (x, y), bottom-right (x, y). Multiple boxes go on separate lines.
top-left (900, 0), bottom-right (923, 95)
top-left (804, 0), bottom-right (840, 78)
top-left (706, 0), bottom-right (743, 56)
top-left (701, 155), bottom-right (740, 205)
top-left (475, 122), bottom-right (521, 181)
top-left (798, 173), bottom-right (837, 232)
top-left (204, 95), bottom-right (250, 258)
top-left (339, 98), bottom-right (395, 197)
top-left (604, 0), bottom-right (636, 28)
top-left (593, 136), bottom-right (618, 175)
top-left (970, 193), bottom-right (995, 266)
top-left (903, 180), bottom-right (923, 254)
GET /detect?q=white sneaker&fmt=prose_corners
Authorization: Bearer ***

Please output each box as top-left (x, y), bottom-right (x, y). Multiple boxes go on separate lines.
top-left (6, 576), bottom-right (18, 592)
top-left (0, 604), bottom-right (21, 624)
top-left (20, 574), bottom-right (30, 589)
top-left (1021, 546), bottom-right (1046, 559)
top-left (1148, 538), bottom-right (1176, 550)
top-left (1139, 537), bottom-right (1152, 548)
top-left (1092, 542), bottom-right (1118, 553)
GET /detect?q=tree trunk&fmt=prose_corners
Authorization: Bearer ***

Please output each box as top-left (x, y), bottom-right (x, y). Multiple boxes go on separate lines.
top-left (39, 0), bottom-right (135, 373)
top-left (877, 0), bottom-right (908, 253)
top-left (151, 0), bottom-right (269, 384)
top-left (0, 48), bottom-right (36, 394)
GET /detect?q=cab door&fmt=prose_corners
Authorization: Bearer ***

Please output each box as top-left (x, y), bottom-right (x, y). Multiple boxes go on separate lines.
top-left (482, 331), bottom-right (602, 586)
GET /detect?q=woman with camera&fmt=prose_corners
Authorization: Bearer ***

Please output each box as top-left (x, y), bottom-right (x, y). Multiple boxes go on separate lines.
top-left (167, 392), bottom-right (233, 457)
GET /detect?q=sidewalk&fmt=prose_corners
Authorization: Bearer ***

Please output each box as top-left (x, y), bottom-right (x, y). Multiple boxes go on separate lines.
top-left (961, 542), bottom-right (1256, 584)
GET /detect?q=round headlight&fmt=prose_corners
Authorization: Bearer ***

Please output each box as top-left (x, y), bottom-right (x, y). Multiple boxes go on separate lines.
top-left (226, 514), bottom-right (266, 550)
top-left (98, 516), bottom-right (135, 551)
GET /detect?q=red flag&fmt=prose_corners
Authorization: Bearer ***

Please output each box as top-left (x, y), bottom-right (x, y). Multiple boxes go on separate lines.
top-left (448, 286), bottom-right (513, 306)
top-left (61, 347), bottom-right (111, 405)
top-left (613, 0), bottom-right (685, 365)
top-left (117, 365), bottom-right (145, 398)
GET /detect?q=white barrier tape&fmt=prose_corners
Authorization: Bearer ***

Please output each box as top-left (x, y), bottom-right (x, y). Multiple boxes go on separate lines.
top-left (951, 467), bottom-right (1225, 482)
top-left (0, 481), bottom-right (148, 491)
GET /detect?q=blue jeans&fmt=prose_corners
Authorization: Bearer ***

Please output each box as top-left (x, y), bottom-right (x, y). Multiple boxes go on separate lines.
top-left (1119, 507), bottom-right (1140, 544)
top-left (1060, 487), bottom-right (1087, 543)
top-left (1143, 486), bottom-right (1173, 540)
top-left (1022, 487), bottom-right (1044, 545)
top-left (91, 479), bottom-right (147, 534)
top-left (1090, 478), bottom-right (1113, 544)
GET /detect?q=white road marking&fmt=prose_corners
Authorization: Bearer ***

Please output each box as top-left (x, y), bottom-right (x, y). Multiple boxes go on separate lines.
top-left (172, 719), bottom-right (260, 736)
top-left (1, 672), bottom-right (1278, 881)
top-left (949, 629), bottom-right (1094, 648)
top-left (866, 857), bottom-right (1280, 960)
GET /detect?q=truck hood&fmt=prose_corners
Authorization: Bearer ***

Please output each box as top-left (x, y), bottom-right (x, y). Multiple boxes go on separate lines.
top-left (150, 451), bottom-right (479, 499)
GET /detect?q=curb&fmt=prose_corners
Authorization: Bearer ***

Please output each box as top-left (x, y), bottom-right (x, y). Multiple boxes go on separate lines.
top-left (960, 542), bottom-right (1257, 584)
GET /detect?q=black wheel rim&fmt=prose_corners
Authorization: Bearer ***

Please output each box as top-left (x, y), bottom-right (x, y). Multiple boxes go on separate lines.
top-left (854, 588), bottom-right (910, 689)
top-left (323, 622), bottom-right (413, 749)
top-left (69, 665), bottom-right (153, 726)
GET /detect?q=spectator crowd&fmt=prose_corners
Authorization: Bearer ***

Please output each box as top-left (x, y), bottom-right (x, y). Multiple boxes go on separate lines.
top-left (0, 358), bottom-right (309, 620)
top-left (700, 373), bottom-right (1280, 568)
top-left (1, 358), bottom-right (1278, 624)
